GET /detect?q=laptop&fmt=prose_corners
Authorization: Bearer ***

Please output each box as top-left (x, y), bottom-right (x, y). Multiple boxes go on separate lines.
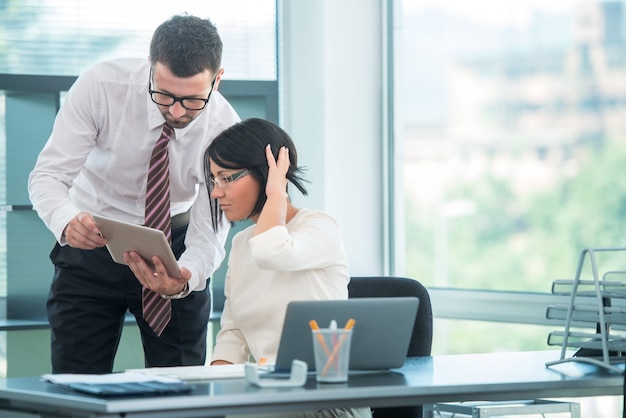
top-left (272, 297), bottom-right (419, 373)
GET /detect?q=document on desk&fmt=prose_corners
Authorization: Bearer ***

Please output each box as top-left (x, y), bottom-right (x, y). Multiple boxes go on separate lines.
top-left (126, 364), bottom-right (247, 381)
top-left (41, 372), bottom-right (193, 396)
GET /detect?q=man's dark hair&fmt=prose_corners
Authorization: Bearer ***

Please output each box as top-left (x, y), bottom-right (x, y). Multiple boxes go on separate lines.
top-left (150, 14), bottom-right (222, 77)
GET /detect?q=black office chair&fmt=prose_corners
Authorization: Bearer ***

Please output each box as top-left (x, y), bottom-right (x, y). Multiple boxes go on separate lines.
top-left (348, 276), bottom-right (433, 418)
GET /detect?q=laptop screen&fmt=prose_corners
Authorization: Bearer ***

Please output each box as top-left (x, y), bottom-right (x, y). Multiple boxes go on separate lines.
top-left (274, 297), bottom-right (419, 372)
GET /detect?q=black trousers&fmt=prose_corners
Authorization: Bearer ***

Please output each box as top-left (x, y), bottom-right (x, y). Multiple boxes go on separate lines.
top-left (46, 223), bottom-right (212, 374)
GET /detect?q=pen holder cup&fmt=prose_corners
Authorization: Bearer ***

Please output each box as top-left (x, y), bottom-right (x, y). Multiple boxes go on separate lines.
top-left (311, 328), bottom-right (353, 383)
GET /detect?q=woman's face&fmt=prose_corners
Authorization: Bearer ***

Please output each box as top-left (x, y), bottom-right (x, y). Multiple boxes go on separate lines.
top-left (209, 158), bottom-right (261, 223)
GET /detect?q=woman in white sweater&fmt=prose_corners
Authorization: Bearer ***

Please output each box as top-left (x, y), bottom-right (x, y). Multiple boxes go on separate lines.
top-left (204, 118), bottom-right (371, 418)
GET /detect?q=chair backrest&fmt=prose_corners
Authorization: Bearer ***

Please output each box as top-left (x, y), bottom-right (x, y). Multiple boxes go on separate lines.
top-left (348, 276), bottom-right (433, 418)
top-left (348, 276), bottom-right (433, 357)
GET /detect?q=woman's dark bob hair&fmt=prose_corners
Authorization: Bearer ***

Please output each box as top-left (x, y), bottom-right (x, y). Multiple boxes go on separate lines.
top-left (204, 118), bottom-right (308, 230)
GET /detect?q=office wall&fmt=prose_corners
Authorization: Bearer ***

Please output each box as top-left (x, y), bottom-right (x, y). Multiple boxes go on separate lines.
top-left (280, 0), bottom-right (386, 276)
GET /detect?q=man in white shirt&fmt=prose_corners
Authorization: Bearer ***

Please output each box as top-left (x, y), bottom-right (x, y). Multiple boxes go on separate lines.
top-left (28, 14), bottom-right (239, 373)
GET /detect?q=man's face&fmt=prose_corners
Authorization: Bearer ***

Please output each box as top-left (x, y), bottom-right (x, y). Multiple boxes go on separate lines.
top-left (149, 62), bottom-right (222, 129)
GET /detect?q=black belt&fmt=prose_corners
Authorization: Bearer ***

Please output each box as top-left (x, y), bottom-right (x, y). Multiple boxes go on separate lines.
top-left (171, 210), bottom-right (190, 230)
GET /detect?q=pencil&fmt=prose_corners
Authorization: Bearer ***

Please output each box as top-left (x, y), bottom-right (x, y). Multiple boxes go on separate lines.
top-left (309, 319), bottom-right (332, 356)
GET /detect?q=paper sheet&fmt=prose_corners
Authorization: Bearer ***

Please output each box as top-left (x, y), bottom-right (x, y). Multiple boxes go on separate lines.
top-left (126, 364), bottom-right (247, 381)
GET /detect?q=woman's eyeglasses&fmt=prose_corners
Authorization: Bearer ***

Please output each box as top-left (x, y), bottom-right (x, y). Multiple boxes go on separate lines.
top-left (209, 169), bottom-right (250, 189)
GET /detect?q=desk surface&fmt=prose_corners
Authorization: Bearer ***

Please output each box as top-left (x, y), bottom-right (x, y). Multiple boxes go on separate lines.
top-left (0, 350), bottom-right (622, 418)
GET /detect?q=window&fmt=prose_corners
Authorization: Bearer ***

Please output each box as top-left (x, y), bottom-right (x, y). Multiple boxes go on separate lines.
top-left (398, 4), bottom-right (624, 413)
top-left (0, 0), bottom-right (277, 377)
top-left (400, 0), bottom-right (626, 292)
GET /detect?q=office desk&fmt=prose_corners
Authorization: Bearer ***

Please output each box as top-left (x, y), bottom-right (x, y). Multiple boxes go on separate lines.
top-left (0, 351), bottom-right (621, 418)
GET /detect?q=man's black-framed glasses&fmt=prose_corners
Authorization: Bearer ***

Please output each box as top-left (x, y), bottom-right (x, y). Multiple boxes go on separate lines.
top-left (149, 69), bottom-right (216, 111)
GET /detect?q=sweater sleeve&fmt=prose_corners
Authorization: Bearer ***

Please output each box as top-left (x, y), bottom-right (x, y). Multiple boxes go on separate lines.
top-left (248, 211), bottom-right (346, 271)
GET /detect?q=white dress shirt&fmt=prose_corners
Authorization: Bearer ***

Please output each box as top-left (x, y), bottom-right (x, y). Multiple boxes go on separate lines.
top-left (28, 57), bottom-right (240, 291)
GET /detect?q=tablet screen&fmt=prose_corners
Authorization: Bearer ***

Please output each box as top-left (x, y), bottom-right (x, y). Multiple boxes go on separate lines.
top-left (93, 215), bottom-right (181, 278)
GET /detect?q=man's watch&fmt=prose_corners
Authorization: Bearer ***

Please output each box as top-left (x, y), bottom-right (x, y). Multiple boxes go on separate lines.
top-left (161, 282), bottom-right (189, 300)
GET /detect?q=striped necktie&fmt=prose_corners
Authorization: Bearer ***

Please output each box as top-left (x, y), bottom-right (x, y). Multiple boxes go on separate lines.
top-left (142, 123), bottom-right (173, 336)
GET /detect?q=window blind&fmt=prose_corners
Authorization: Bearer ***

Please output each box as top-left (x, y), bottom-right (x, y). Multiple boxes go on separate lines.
top-left (0, 0), bottom-right (276, 80)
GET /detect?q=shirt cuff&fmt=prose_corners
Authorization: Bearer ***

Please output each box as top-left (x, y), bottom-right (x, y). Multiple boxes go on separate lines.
top-left (161, 282), bottom-right (190, 299)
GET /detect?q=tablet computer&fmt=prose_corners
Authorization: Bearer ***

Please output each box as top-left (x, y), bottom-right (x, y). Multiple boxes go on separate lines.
top-left (92, 214), bottom-right (181, 278)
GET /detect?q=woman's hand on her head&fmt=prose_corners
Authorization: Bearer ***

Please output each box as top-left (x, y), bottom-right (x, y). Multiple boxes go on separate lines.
top-left (254, 144), bottom-right (291, 234)
top-left (264, 144), bottom-right (289, 198)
